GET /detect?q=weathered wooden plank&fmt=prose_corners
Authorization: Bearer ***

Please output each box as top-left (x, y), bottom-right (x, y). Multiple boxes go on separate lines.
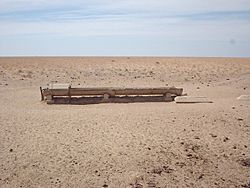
top-left (42, 83), bottom-right (71, 96)
top-left (175, 96), bottom-right (212, 103)
top-left (49, 83), bottom-right (70, 89)
top-left (41, 84), bottom-right (183, 98)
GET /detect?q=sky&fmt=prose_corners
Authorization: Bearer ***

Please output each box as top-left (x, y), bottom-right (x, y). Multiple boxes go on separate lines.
top-left (0, 0), bottom-right (250, 57)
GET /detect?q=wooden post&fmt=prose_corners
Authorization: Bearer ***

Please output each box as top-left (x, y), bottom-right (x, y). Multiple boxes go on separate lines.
top-left (163, 93), bottom-right (173, 102)
top-left (40, 87), bottom-right (44, 101)
top-left (103, 93), bottom-right (110, 101)
top-left (68, 85), bottom-right (71, 103)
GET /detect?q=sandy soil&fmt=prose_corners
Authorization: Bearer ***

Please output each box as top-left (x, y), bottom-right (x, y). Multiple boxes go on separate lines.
top-left (0, 57), bottom-right (250, 188)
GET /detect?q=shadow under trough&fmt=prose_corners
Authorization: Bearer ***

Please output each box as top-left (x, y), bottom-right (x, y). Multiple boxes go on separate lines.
top-left (47, 95), bottom-right (174, 105)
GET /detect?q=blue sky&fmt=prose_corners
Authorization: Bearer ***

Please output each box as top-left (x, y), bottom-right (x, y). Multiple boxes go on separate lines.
top-left (0, 0), bottom-right (250, 57)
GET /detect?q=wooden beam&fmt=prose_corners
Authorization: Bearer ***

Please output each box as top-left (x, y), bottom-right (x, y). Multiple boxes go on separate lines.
top-left (175, 96), bottom-right (212, 103)
top-left (41, 85), bottom-right (183, 98)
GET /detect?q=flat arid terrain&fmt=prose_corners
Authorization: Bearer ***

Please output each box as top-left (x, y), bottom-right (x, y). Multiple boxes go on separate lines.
top-left (0, 57), bottom-right (250, 188)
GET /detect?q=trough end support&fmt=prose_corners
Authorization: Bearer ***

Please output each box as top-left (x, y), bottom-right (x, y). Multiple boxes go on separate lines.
top-left (40, 87), bottom-right (44, 101)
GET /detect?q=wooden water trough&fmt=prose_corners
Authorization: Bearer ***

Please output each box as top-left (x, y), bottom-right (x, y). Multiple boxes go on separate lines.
top-left (40, 83), bottom-right (183, 104)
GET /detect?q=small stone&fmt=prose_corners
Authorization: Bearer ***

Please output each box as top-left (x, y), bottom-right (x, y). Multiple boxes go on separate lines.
top-left (198, 174), bottom-right (204, 179)
top-left (239, 158), bottom-right (250, 167)
top-left (237, 118), bottom-right (243, 121)
top-left (210, 133), bottom-right (217, 138)
top-left (223, 137), bottom-right (229, 142)
top-left (9, 149), bottom-right (13, 152)
top-left (187, 153), bottom-right (192, 157)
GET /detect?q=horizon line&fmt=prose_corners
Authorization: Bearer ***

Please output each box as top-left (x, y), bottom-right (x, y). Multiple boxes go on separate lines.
top-left (0, 55), bottom-right (249, 59)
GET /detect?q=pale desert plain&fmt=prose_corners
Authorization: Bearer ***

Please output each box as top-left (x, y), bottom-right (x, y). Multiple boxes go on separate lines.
top-left (0, 57), bottom-right (250, 188)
